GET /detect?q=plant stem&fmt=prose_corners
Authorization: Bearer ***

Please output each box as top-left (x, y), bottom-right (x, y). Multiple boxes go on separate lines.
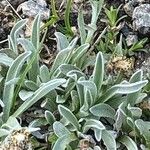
top-left (51, 0), bottom-right (59, 19)
top-left (65, 0), bottom-right (74, 36)
top-left (41, 0), bottom-right (59, 30)
top-left (41, 16), bottom-right (58, 30)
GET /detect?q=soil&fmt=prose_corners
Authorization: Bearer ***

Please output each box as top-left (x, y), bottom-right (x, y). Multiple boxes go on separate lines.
top-left (0, 8), bottom-right (15, 49)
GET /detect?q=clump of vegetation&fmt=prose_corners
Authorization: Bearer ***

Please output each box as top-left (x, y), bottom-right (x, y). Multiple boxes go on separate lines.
top-left (0, 0), bottom-right (150, 149)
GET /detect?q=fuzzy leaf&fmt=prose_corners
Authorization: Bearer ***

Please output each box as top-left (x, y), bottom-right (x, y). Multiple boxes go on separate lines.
top-left (41, 98), bottom-right (57, 112)
top-left (84, 119), bottom-right (105, 132)
top-left (9, 19), bottom-right (27, 54)
top-left (50, 37), bottom-right (78, 78)
top-left (2, 116), bottom-right (21, 130)
top-left (59, 64), bottom-right (80, 75)
top-left (56, 95), bottom-right (66, 104)
top-left (127, 104), bottom-right (142, 118)
top-left (80, 90), bottom-right (93, 116)
top-left (2, 51), bottom-right (31, 121)
top-left (53, 121), bottom-right (70, 137)
top-left (19, 90), bottom-right (34, 101)
top-left (85, 0), bottom-right (104, 43)
top-left (71, 43), bottom-right (90, 64)
top-left (70, 90), bottom-right (80, 112)
top-left (94, 146), bottom-right (101, 150)
top-left (102, 130), bottom-right (116, 150)
top-left (0, 53), bottom-right (14, 66)
top-left (114, 34), bottom-right (123, 56)
top-left (12, 79), bottom-right (66, 117)
top-left (5, 78), bottom-right (19, 86)
top-left (90, 103), bottom-right (116, 119)
top-left (91, 0), bottom-right (104, 24)
top-left (114, 102), bottom-right (126, 131)
top-left (94, 128), bottom-right (102, 141)
top-left (67, 70), bottom-right (85, 80)
top-left (0, 129), bottom-right (10, 138)
top-left (29, 118), bottom-right (47, 127)
top-left (45, 111), bottom-right (56, 125)
top-left (78, 80), bottom-right (97, 102)
top-left (99, 80), bottom-right (148, 103)
top-left (53, 134), bottom-right (76, 150)
top-left (127, 117), bottom-right (134, 129)
top-left (84, 119), bottom-right (105, 142)
top-left (127, 70), bottom-right (143, 106)
top-left (18, 38), bottom-right (36, 52)
top-left (78, 8), bottom-right (86, 44)
top-left (55, 32), bottom-right (69, 51)
top-left (58, 105), bottom-right (80, 131)
top-left (31, 14), bottom-right (41, 49)
top-left (0, 48), bottom-right (17, 59)
top-left (92, 52), bottom-right (104, 93)
top-left (40, 65), bottom-right (50, 83)
top-left (118, 135), bottom-right (138, 150)
top-left (135, 119), bottom-right (150, 146)
top-left (18, 38), bottom-right (40, 82)
top-left (25, 80), bottom-right (38, 91)
top-left (64, 78), bottom-right (76, 99)
top-left (76, 77), bottom-right (85, 107)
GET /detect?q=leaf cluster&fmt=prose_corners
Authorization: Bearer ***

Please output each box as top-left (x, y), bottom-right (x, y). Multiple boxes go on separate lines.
top-left (0, 1), bottom-right (150, 150)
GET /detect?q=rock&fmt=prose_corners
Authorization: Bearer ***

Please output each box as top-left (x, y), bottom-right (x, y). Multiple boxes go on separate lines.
top-left (126, 33), bottom-right (138, 46)
top-left (140, 54), bottom-right (150, 77)
top-left (121, 23), bottom-right (133, 37)
top-left (132, 4), bottom-right (150, 35)
top-left (124, 0), bottom-right (150, 17)
top-left (0, 0), bottom-right (26, 9)
top-left (17, 0), bottom-right (50, 20)
top-left (124, 1), bottom-right (136, 17)
top-left (134, 51), bottom-right (150, 78)
top-left (0, 0), bottom-right (8, 8)
top-left (9, 0), bottom-right (26, 8)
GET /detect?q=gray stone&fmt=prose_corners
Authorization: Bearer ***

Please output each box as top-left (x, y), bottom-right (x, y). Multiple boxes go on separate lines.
top-left (0, 0), bottom-right (8, 8)
top-left (17, 0), bottom-right (50, 20)
top-left (124, 1), bottom-right (135, 17)
top-left (141, 55), bottom-right (150, 78)
top-left (132, 4), bottom-right (150, 34)
top-left (126, 33), bottom-right (138, 46)
top-left (124, 0), bottom-right (150, 17)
